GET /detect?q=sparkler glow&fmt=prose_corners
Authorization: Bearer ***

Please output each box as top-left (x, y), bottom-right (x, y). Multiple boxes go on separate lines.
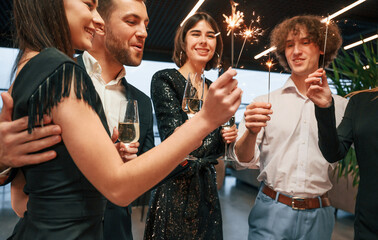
top-left (223, 0), bottom-right (244, 67)
top-left (236, 14), bottom-right (263, 68)
top-left (222, 4), bottom-right (244, 36)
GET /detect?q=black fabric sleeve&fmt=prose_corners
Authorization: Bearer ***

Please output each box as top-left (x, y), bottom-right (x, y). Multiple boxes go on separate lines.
top-left (141, 100), bottom-right (155, 154)
top-left (150, 71), bottom-right (185, 141)
top-left (315, 97), bottom-right (354, 163)
top-left (12, 57), bottom-right (102, 133)
top-left (150, 71), bottom-right (189, 182)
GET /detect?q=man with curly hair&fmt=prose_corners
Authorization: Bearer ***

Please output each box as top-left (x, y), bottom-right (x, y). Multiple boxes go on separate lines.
top-left (234, 15), bottom-right (348, 239)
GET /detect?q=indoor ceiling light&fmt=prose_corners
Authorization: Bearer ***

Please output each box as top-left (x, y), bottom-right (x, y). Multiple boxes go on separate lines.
top-left (180, 0), bottom-right (205, 27)
top-left (344, 34), bottom-right (378, 50)
top-left (254, 47), bottom-right (277, 60)
top-left (320, 0), bottom-right (366, 23)
top-left (254, 0), bottom-right (367, 60)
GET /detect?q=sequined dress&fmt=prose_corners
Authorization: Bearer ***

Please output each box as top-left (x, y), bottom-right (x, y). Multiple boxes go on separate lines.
top-left (144, 69), bottom-right (224, 240)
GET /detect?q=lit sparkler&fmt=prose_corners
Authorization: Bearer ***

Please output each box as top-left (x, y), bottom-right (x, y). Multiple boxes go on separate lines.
top-left (266, 58), bottom-right (273, 103)
top-left (223, 0), bottom-right (244, 67)
top-left (236, 13), bottom-right (263, 67)
top-left (322, 15), bottom-right (330, 69)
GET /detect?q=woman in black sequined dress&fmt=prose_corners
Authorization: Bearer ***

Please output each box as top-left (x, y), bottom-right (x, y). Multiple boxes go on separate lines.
top-left (144, 12), bottom-right (238, 240)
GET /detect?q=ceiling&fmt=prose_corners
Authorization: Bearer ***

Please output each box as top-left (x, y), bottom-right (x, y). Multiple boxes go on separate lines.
top-left (1, 0), bottom-right (377, 72)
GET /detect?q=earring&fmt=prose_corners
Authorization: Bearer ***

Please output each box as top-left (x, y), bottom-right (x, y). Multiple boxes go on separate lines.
top-left (214, 52), bottom-right (220, 65)
top-left (179, 51), bottom-right (183, 66)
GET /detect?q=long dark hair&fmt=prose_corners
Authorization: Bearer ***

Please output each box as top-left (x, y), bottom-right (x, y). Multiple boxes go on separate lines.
top-left (12, 0), bottom-right (73, 76)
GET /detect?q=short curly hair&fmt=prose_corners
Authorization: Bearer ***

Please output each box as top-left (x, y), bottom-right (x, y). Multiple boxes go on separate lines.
top-left (172, 12), bottom-right (223, 71)
top-left (270, 15), bottom-right (342, 71)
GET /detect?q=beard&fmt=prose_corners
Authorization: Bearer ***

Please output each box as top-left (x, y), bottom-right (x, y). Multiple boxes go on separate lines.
top-left (105, 27), bottom-right (143, 66)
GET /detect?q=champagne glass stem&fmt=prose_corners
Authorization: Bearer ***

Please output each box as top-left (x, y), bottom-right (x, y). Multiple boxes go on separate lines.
top-left (224, 142), bottom-right (228, 161)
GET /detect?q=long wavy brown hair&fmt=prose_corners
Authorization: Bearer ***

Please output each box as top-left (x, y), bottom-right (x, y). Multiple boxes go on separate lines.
top-left (12, 0), bottom-right (73, 74)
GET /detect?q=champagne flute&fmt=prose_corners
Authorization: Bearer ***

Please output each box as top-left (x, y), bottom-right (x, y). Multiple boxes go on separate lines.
top-left (219, 116), bottom-right (235, 161)
top-left (118, 99), bottom-right (140, 147)
top-left (181, 73), bottom-right (204, 160)
top-left (182, 73), bottom-right (204, 119)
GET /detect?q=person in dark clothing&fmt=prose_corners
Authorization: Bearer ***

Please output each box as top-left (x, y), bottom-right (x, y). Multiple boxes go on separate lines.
top-left (306, 69), bottom-right (378, 240)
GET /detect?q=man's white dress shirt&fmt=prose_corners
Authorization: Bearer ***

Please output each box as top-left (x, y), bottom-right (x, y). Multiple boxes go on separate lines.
top-left (235, 78), bottom-right (348, 198)
top-left (82, 51), bottom-right (126, 134)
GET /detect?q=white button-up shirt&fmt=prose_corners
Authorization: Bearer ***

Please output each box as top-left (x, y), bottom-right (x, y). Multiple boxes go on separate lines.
top-left (235, 78), bottom-right (348, 198)
top-left (82, 51), bottom-right (126, 135)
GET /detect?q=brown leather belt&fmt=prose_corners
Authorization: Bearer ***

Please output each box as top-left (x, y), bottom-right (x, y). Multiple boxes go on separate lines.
top-left (262, 185), bottom-right (331, 210)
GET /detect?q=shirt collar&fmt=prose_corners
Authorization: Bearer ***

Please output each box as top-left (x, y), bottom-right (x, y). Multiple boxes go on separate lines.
top-left (82, 51), bottom-right (126, 86)
top-left (82, 51), bottom-right (101, 75)
top-left (282, 77), bottom-right (307, 99)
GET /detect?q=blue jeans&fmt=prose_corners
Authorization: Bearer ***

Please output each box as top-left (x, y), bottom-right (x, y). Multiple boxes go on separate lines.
top-left (248, 189), bottom-right (335, 240)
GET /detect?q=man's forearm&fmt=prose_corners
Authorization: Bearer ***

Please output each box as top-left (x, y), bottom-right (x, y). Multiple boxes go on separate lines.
top-left (235, 131), bottom-right (258, 163)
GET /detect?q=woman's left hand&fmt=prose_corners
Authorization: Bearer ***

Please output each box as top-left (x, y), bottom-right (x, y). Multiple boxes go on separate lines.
top-left (111, 127), bottom-right (139, 162)
top-left (221, 125), bottom-right (237, 144)
top-left (115, 142), bottom-right (139, 162)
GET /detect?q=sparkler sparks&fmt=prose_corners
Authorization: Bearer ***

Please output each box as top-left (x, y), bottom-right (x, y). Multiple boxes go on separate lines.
top-left (223, 1), bottom-right (244, 67)
top-left (236, 14), bottom-right (263, 67)
top-left (223, 1), bottom-right (244, 36)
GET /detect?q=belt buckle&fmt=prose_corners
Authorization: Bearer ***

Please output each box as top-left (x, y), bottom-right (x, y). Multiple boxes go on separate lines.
top-left (291, 196), bottom-right (306, 210)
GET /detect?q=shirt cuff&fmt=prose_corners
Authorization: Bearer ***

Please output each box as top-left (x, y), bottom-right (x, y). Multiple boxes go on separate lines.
top-left (230, 143), bottom-right (259, 169)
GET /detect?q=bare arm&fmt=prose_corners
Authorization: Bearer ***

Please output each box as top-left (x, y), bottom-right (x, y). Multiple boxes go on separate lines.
top-left (235, 102), bottom-right (272, 163)
top-left (52, 68), bottom-right (241, 207)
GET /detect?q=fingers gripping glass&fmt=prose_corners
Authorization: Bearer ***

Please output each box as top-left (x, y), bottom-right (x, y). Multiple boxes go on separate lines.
top-left (181, 73), bottom-right (205, 160)
top-left (118, 100), bottom-right (140, 147)
top-left (182, 73), bottom-right (204, 119)
top-left (219, 116), bottom-right (235, 161)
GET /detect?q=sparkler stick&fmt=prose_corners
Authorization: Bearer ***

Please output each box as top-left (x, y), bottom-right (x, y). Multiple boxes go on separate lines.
top-left (231, 28), bottom-right (234, 67)
top-left (236, 20), bottom-right (252, 68)
top-left (266, 57), bottom-right (273, 103)
top-left (235, 16), bottom-right (263, 68)
top-left (236, 31), bottom-right (247, 68)
top-left (322, 15), bottom-right (330, 69)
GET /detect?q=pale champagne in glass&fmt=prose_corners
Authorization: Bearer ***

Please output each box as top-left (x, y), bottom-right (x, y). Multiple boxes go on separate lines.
top-left (118, 100), bottom-right (140, 146)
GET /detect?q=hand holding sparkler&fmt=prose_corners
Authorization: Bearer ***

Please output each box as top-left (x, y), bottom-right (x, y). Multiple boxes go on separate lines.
top-left (243, 102), bottom-right (272, 135)
top-left (305, 68), bottom-right (333, 108)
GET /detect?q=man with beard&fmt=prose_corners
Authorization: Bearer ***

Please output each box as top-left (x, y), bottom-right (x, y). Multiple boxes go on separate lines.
top-left (81, 0), bottom-right (154, 239)
top-left (0, 0), bottom-right (153, 239)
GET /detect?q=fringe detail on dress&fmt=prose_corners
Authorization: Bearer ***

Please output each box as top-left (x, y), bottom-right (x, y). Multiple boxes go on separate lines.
top-left (27, 63), bottom-right (96, 133)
